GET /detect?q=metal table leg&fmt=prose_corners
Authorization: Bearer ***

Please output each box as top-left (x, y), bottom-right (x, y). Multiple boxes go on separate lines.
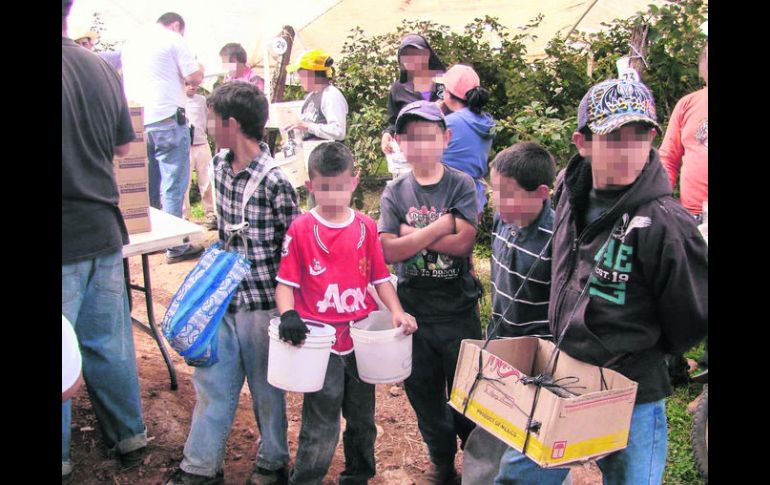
top-left (125, 254), bottom-right (179, 390)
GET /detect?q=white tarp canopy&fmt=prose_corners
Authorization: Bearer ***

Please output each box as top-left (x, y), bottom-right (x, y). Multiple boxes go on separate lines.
top-left (67, 0), bottom-right (667, 91)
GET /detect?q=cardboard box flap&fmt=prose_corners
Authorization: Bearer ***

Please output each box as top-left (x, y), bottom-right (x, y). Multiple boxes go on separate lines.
top-left (480, 338), bottom-right (539, 376)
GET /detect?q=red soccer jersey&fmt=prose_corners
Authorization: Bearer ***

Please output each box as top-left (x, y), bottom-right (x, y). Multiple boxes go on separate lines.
top-left (277, 209), bottom-right (392, 354)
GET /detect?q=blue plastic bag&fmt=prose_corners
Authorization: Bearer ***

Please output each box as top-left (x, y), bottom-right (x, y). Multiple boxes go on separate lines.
top-left (161, 242), bottom-right (252, 367)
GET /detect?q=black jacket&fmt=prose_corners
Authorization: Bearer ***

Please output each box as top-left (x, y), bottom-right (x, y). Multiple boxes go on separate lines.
top-left (549, 149), bottom-right (708, 403)
top-left (384, 34), bottom-right (445, 135)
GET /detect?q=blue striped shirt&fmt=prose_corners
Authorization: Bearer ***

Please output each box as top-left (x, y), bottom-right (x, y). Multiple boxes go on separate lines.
top-left (488, 200), bottom-right (554, 338)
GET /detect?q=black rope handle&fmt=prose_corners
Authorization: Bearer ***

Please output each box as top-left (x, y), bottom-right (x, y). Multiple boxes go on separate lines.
top-left (544, 217), bottom-right (626, 376)
top-left (460, 210), bottom-right (571, 419)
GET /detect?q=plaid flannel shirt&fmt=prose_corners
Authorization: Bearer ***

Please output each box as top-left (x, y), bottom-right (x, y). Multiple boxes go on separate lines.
top-left (213, 142), bottom-right (300, 312)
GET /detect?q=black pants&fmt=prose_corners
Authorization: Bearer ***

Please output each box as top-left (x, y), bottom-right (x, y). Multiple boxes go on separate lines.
top-left (289, 353), bottom-right (375, 485)
top-left (403, 309), bottom-right (482, 466)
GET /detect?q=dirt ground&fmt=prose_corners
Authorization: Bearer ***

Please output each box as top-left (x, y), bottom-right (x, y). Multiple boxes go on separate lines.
top-left (66, 229), bottom-right (602, 484)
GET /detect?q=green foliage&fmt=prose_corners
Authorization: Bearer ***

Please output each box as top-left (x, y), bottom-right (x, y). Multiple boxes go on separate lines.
top-left (89, 12), bottom-right (118, 53)
top-left (495, 101), bottom-right (576, 172)
top-left (333, 0), bottom-right (707, 177)
top-left (664, 382), bottom-right (705, 484)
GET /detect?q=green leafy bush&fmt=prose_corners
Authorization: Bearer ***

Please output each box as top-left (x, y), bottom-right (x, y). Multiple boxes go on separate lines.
top-left (332, 0), bottom-right (707, 177)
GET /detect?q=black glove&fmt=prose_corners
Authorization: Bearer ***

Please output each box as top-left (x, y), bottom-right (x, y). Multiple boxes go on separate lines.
top-left (279, 310), bottom-right (309, 346)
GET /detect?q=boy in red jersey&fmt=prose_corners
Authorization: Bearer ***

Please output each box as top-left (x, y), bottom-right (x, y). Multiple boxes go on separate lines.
top-left (275, 141), bottom-right (417, 485)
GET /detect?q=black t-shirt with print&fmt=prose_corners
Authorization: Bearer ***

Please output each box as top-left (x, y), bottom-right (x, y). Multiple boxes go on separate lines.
top-left (378, 165), bottom-right (480, 320)
top-left (62, 38), bottom-right (135, 263)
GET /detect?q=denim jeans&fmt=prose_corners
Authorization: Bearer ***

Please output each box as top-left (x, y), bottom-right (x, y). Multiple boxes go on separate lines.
top-left (61, 251), bottom-right (147, 476)
top-left (289, 353), bottom-right (376, 485)
top-left (145, 117), bottom-right (191, 257)
top-left (494, 399), bottom-right (668, 485)
top-left (183, 143), bottom-right (215, 219)
top-left (180, 308), bottom-right (289, 477)
top-left (403, 310), bottom-right (482, 467)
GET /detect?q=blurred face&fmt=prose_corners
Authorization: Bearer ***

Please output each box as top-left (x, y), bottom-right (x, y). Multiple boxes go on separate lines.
top-left (573, 124), bottom-right (656, 190)
top-left (492, 169), bottom-right (549, 227)
top-left (305, 171), bottom-right (358, 214)
top-left (76, 37), bottom-right (94, 50)
top-left (221, 55), bottom-right (237, 76)
top-left (207, 111), bottom-right (238, 151)
top-left (400, 46), bottom-right (430, 73)
top-left (298, 69), bottom-right (324, 92)
top-left (185, 82), bottom-right (196, 97)
top-left (395, 121), bottom-right (450, 167)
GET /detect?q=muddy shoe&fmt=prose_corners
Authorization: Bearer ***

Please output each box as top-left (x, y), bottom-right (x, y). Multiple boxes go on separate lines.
top-left (165, 469), bottom-right (224, 485)
top-left (120, 446), bottom-right (146, 468)
top-left (247, 466), bottom-right (288, 485)
top-left (416, 462), bottom-right (459, 485)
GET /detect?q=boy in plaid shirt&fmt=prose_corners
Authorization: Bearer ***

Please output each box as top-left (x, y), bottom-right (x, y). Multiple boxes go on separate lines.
top-left (167, 81), bottom-right (300, 485)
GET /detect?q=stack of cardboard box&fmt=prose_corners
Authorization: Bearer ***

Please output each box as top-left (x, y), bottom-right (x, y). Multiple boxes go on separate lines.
top-left (114, 106), bottom-right (152, 234)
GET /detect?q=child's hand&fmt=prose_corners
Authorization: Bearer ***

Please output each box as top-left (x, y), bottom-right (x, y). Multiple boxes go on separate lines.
top-left (279, 310), bottom-right (309, 346)
top-left (285, 121), bottom-right (309, 131)
top-left (392, 311), bottom-right (418, 335)
top-left (381, 132), bottom-right (394, 154)
top-left (435, 213), bottom-right (456, 236)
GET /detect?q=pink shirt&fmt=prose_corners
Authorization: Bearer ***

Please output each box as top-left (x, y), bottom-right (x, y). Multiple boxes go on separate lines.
top-left (659, 87), bottom-right (708, 215)
top-left (225, 67), bottom-right (265, 92)
top-left (276, 209), bottom-right (391, 354)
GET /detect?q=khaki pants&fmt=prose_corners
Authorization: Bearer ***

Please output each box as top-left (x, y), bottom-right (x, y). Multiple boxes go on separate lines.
top-left (183, 143), bottom-right (214, 219)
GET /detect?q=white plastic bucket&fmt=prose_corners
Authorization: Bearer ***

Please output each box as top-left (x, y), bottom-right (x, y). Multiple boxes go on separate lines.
top-left (350, 310), bottom-right (412, 384)
top-left (267, 318), bottom-right (335, 393)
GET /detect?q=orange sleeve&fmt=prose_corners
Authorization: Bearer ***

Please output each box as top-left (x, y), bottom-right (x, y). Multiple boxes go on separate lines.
top-left (659, 98), bottom-right (686, 189)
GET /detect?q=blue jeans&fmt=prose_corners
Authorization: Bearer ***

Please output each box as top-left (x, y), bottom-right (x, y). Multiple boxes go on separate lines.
top-left (180, 308), bottom-right (289, 477)
top-left (145, 117), bottom-right (191, 256)
top-left (290, 353), bottom-right (376, 485)
top-left (61, 251), bottom-right (147, 476)
top-left (494, 399), bottom-right (668, 485)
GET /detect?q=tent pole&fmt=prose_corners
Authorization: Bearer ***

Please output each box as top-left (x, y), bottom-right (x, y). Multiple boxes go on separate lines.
top-left (564, 0), bottom-right (599, 41)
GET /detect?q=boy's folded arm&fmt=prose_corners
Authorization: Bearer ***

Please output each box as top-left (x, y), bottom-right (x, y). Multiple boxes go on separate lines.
top-left (427, 217), bottom-right (477, 257)
top-left (379, 217), bottom-right (452, 263)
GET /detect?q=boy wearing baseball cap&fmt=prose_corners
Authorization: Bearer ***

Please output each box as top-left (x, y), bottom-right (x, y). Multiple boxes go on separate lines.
top-left (285, 49), bottom-right (348, 142)
top-left (378, 100), bottom-right (482, 484)
top-left (494, 79), bottom-right (708, 484)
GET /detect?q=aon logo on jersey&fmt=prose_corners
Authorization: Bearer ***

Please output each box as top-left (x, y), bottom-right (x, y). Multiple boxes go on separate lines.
top-left (317, 284), bottom-right (368, 313)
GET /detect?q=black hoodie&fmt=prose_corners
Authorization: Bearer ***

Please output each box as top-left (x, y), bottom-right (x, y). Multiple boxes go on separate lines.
top-left (384, 34), bottom-right (446, 135)
top-left (549, 148), bottom-right (708, 404)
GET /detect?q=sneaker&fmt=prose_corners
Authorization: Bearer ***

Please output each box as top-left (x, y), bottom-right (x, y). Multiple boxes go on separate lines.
top-left (247, 466), bottom-right (288, 485)
top-left (415, 462), bottom-right (459, 485)
top-left (166, 244), bottom-right (205, 264)
top-left (120, 446), bottom-right (146, 468)
top-left (165, 468), bottom-right (224, 485)
top-left (203, 215), bottom-right (218, 231)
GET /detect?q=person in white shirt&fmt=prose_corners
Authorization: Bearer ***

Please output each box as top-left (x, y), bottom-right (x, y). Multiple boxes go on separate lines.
top-left (121, 12), bottom-right (206, 263)
top-left (182, 82), bottom-right (216, 229)
top-left (285, 49), bottom-right (348, 142)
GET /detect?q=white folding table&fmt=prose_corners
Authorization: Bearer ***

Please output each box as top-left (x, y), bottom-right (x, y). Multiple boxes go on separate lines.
top-left (122, 208), bottom-right (205, 390)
